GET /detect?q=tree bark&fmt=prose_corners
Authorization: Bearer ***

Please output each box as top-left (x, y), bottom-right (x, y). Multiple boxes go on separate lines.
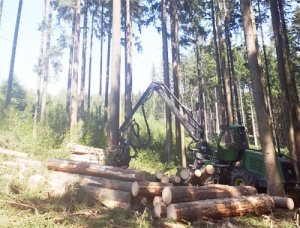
top-left (240, 0), bottom-right (285, 196)
top-left (131, 181), bottom-right (172, 197)
top-left (40, 0), bottom-right (53, 122)
top-left (162, 184), bottom-right (257, 205)
top-left (109, 0), bottom-right (121, 148)
top-left (211, 0), bottom-right (226, 126)
top-left (167, 194), bottom-right (275, 222)
top-left (161, 0), bottom-right (173, 162)
top-left (33, 0), bottom-right (47, 137)
top-left (70, 0), bottom-right (81, 136)
top-left (47, 158), bottom-right (146, 182)
top-left (79, 0), bottom-right (88, 122)
top-left (66, 13), bottom-right (76, 122)
top-left (5, 0), bottom-right (22, 107)
top-left (87, 10), bottom-right (95, 113)
top-left (269, 0), bottom-right (299, 179)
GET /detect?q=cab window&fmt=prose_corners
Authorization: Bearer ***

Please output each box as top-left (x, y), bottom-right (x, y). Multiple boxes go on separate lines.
top-left (220, 129), bottom-right (236, 150)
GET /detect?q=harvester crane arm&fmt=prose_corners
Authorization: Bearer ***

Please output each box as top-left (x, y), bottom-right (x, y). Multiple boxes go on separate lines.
top-left (118, 81), bottom-right (204, 155)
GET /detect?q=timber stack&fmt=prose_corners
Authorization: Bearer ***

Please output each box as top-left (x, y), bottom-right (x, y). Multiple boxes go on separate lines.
top-left (45, 154), bottom-right (294, 225)
top-left (67, 143), bottom-right (106, 164)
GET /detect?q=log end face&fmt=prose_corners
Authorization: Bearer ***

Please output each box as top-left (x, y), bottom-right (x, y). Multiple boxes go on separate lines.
top-left (132, 181), bottom-right (139, 197)
top-left (205, 165), bottom-right (215, 175)
top-left (167, 204), bottom-right (177, 221)
top-left (162, 186), bottom-right (172, 205)
top-left (286, 198), bottom-right (294, 210)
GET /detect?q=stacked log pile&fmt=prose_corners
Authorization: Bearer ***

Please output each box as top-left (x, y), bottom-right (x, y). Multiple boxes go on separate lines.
top-left (46, 157), bottom-right (295, 224)
top-left (46, 158), bottom-right (146, 210)
top-left (66, 143), bottom-right (106, 164)
top-left (130, 166), bottom-right (295, 223)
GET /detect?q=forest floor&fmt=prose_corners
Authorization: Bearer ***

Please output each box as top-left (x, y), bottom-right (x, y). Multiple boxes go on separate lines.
top-left (0, 149), bottom-right (299, 227)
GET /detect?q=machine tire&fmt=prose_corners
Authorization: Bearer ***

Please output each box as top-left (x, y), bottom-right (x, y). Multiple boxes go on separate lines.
top-left (230, 167), bottom-right (257, 187)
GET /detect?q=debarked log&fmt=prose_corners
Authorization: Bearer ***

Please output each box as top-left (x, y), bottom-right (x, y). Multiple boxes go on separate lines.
top-left (47, 158), bottom-right (146, 182)
top-left (132, 181), bottom-right (173, 197)
top-left (162, 184), bottom-right (257, 205)
top-left (167, 194), bottom-right (275, 222)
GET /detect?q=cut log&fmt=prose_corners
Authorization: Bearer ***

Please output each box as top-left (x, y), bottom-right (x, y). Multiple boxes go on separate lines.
top-left (170, 176), bottom-right (181, 184)
top-left (185, 165), bottom-right (215, 185)
top-left (162, 184), bottom-right (257, 205)
top-left (66, 143), bottom-right (105, 155)
top-left (79, 185), bottom-right (132, 206)
top-left (178, 168), bottom-right (190, 180)
top-left (167, 194), bottom-right (275, 222)
top-left (47, 158), bottom-right (146, 182)
top-left (161, 176), bottom-right (170, 184)
top-left (0, 148), bottom-right (28, 158)
top-left (153, 196), bottom-right (163, 206)
top-left (155, 171), bottom-right (164, 180)
top-left (154, 202), bottom-right (167, 218)
top-left (46, 171), bottom-right (133, 192)
top-left (271, 196), bottom-right (294, 210)
top-left (132, 181), bottom-right (172, 197)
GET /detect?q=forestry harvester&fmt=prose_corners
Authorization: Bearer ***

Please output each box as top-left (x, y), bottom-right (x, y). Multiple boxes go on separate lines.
top-left (116, 81), bottom-right (300, 192)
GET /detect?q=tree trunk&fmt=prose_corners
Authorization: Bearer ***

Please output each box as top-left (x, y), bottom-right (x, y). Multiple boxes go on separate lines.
top-left (40, 0), bottom-right (53, 122)
top-left (125, 0), bottom-right (132, 120)
top-left (88, 7), bottom-right (95, 113)
top-left (167, 194), bottom-right (275, 222)
top-left (240, 0), bottom-right (285, 196)
top-left (161, 0), bottom-right (173, 162)
top-left (270, 0), bottom-right (300, 179)
top-left (222, 0), bottom-right (234, 125)
top-left (170, 0), bottom-right (185, 167)
top-left (216, 0), bottom-right (229, 125)
top-left (79, 0), bottom-right (88, 122)
top-left (47, 158), bottom-right (146, 182)
top-left (5, 0), bottom-right (22, 107)
top-left (109, 0), bottom-right (121, 148)
top-left (70, 0), bottom-right (81, 137)
top-left (99, 5), bottom-right (104, 117)
top-left (66, 13), bottom-right (76, 122)
top-left (162, 184), bottom-right (257, 205)
top-left (104, 11), bottom-right (112, 123)
top-left (33, 0), bottom-right (47, 137)
top-left (211, 0), bottom-right (225, 126)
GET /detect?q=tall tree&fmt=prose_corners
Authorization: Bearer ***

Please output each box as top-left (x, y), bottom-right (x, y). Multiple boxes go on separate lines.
top-left (5, 0), bottom-right (23, 107)
top-left (161, 0), bottom-right (173, 162)
top-left (109, 0), bottom-right (121, 148)
top-left (88, 4), bottom-right (96, 113)
top-left (170, 0), bottom-right (185, 166)
top-left (240, 0), bottom-right (285, 196)
top-left (211, 0), bottom-right (225, 127)
top-left (269, 0), bottom-right (299, 178)
top-left (66, 12), bottom-right (76, 122)
top-left (79, 0), bottom-right (88, 122)
top-left (125, 0), bottom-right (132, 119)
top-left (70, 0), bottom-right (81, 139)
top-left (33, 0), bottom-right (47, 136)
top-left (41, 0), bottom-right (53, 122)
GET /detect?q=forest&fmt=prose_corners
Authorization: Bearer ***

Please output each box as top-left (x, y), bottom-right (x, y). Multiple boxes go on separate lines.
top-left (0, 0), bottom-right (300, 225)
